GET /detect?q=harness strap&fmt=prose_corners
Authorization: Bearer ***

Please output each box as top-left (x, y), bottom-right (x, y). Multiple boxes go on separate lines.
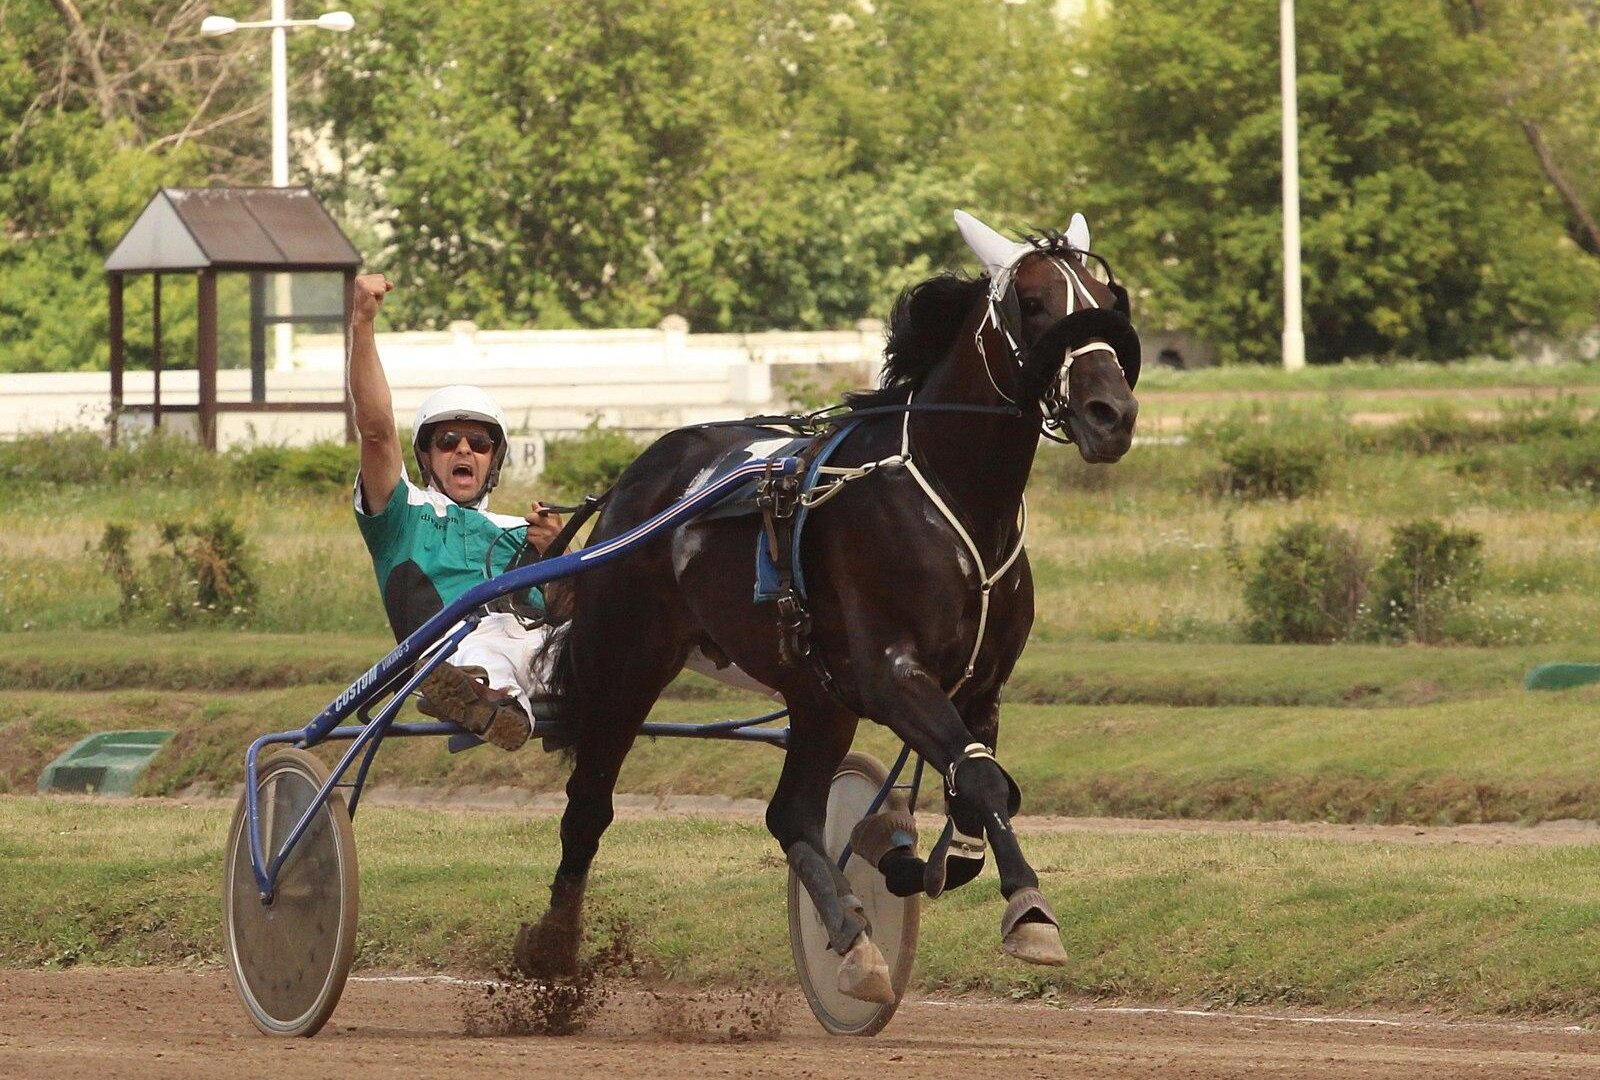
top-left (977, 249), bottom-right (1119, 427)
top-left (943, 740), bottom-right (1023, 817)
top-left (897, 402), bottom-right (1028, 697)
top-left (756, 440), bottom-right (845, 700)
top-left (801, 454), bottom-right (907, 509)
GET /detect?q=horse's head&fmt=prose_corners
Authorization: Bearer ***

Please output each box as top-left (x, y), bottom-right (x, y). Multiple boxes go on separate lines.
top-left (956, 210), bottom-right (1140, 463)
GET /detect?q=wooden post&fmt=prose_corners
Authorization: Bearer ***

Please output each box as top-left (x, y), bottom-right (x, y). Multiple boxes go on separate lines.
top-left (108, 273), bottom-right (124, 447)
top-left (198, 269), bottom-right (219, 451)
top-left (249, 271), bottom-right (267, 404)
top-left (151, 273), bottom-right (163, 430)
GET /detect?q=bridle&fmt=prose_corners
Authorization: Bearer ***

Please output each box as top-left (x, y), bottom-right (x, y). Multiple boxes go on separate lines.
top-left (973, 245), bottom-right (1139, 444)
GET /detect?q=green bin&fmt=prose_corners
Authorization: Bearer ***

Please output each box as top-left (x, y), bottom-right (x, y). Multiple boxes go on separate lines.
top-left (37, 730), bottom-right (174, 796)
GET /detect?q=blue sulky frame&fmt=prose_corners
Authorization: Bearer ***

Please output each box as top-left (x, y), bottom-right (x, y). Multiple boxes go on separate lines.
top-left (242, 455), bottom-right (925, 902)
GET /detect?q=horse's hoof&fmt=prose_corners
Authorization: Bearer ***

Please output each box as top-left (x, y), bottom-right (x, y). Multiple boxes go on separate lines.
top-left (836, 933), bottom-right (896, 1003)
top-left (1000, 887), bottom-right (1069, 967)
top-left (514, 919), bottom-right (579, 979)
top-left (1003, 921), bottom-right (1070, 966)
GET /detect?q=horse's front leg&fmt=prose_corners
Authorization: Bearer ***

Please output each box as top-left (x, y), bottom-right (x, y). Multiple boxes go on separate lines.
top-left (766, 697), bottom-right (895, 1002)
top-left (866, 664), bottom-right (1068, 967)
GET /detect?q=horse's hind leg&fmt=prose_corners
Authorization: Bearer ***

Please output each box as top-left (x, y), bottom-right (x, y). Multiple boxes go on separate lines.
top-left (766, 695), bottom-right (895, 1003)
top-left (513, 711), bottom-right (639, 979)
top-left (514, 623), bottom-right (684, 980)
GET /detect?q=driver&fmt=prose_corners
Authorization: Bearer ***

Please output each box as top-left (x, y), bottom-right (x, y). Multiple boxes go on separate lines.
top-left (347, 273), bottom-right (563, 751)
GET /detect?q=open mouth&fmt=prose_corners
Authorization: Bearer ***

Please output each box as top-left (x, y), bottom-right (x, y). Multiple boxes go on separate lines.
top-left (451, 464), bottom-right (475, 481)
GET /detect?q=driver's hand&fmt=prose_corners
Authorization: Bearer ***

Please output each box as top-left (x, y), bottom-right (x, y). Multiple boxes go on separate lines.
top-left (350, 273), bottom-right (392, 326)
top-left (524, 502), bottom-right (564, 554)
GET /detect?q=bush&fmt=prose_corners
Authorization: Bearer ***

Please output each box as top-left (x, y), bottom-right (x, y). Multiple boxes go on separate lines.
top-left (1367, 519), bottom-right (1484, 643)
top-left (1541, 434), bottom-right (1600, 494)
top-left (1242, 521), bottom-right (1368, 643)
top-left (541, 422), bottom-right (646, 498)
top-left (1493, 396), bottom-right (1587, 443)
top-left (1375, 404), bottom-right (1475, 454)
top-left (1453, 426), bottom-right (1600, 496)
top-left (97, 514), bottom-right (259, 624)
top-left (1214, 429), bottom-right (1330, 499)
top-left (7, 429), bottom-right (112, 485)
top-left (777, 365), bottom-right (867, 411)
top-left (227, 440), bottom-right (361, 491)
top-left (1366, 399), bottom-right (1588, 457)
top-left (6, 427), bottom-right (366, 493)
top-left (9, 429), bottom-right (225, 487)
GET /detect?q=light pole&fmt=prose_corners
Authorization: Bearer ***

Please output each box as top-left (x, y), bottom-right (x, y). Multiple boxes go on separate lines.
top-left (1279, 0), bottom-right (1306, 371)
top-left (202, 5), bottom-right (354, 371)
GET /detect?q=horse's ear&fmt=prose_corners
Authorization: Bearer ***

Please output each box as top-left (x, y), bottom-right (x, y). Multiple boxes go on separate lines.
top-left (954, 210), bottom-right (1031, 282)
top-left (1067, 212), bottom-right (1091, 252)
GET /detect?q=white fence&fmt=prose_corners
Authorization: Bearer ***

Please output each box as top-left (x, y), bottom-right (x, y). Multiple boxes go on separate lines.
top-left (0, 317), bottom-right (886, 448)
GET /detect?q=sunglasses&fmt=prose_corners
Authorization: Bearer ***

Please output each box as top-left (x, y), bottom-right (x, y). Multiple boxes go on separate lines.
top-left (431, 429), bottom-right (497, 454)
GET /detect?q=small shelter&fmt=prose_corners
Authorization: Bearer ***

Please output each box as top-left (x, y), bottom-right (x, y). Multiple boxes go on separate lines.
top-left (104, 186), bottom-right (361, 449)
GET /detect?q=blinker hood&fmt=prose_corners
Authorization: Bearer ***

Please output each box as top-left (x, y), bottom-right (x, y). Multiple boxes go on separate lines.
top-left (1019, 308), bottom-right (1142, 400)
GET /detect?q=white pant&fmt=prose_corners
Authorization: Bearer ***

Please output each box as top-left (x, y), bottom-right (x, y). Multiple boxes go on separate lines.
top-left (448, 614), bottom-right (781, 712)
top-left (447, 612), bottom-right (562, 717)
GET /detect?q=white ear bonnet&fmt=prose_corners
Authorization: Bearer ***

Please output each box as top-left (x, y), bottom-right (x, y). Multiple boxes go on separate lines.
top-left (953, 209), bottom-right (1092, 300)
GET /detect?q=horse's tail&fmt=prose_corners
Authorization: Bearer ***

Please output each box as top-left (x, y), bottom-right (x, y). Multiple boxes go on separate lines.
top-left (529, 489), bottom-right (611, 745)
top-left (530, 611), bottom-right (580, 759)
top-left (542, 618), bottom-right (576, 704)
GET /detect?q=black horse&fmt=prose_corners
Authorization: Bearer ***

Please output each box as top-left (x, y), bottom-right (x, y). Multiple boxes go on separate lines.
top-left (516, 211), bottom-right (1140, 1000)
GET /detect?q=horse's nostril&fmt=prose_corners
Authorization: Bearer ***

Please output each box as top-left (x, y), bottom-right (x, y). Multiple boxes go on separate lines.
top-left (1086, 400), bottom-right (1120, 428)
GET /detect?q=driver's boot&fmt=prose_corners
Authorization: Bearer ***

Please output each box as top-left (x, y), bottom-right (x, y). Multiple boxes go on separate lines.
top-left (416, 663), bottom-right (530, 751)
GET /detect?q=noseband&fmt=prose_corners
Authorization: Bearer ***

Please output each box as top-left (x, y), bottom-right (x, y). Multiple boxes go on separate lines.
top-left (973, 248), bottom-right (1141, 443)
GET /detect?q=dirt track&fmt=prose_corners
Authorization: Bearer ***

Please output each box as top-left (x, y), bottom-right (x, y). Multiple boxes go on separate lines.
top-left (11, 809), bottom-right (1600, 1078)
top-left (3, 968), bottom-right (1599, 1080)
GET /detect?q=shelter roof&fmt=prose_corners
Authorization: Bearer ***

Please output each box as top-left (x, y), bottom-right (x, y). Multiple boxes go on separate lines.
top-left (104, 186), bottom-right (360, 273)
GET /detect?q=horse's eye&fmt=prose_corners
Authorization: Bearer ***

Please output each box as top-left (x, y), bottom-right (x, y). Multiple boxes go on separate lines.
top-left (1019, 296), bottom-right (1045, 317)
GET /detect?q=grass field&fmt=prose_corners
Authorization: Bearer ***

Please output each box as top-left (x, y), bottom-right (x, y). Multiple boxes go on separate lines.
top-left (0, 631), bottom-right (1562, 700)
top-left (7, 796), bottom-right (1600, 1017)
top-left (1136, 359), bottom-right (1600, 394)
top-left (5, 452), bottom-right (1599, 644)
top-left (3, 635), bottom-right (1598, 825)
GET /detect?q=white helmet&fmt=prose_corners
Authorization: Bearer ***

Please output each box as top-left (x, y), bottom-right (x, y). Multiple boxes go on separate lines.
top-left (411, 384), bottom-right (510, 508)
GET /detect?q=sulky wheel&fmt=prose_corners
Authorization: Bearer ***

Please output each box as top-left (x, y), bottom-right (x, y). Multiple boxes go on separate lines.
top-left (787, 750), bottom-right (920, 1036)
top-left (222, 747), bottom-right (359, 1037)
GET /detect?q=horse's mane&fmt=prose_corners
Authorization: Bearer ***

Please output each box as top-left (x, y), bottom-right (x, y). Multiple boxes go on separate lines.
top-left (846, 273), bottom-right (988, 409)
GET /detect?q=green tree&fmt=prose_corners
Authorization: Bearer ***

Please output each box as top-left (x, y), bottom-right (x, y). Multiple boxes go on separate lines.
top-left (307, 0), bottom-right (1087, 333)
top-left (1065, 0), bottom-right (1600, 364)
top-left (1449, 1), bottom-right (1600, 259)
top-left (0, 0), bottom-right (327, 371)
